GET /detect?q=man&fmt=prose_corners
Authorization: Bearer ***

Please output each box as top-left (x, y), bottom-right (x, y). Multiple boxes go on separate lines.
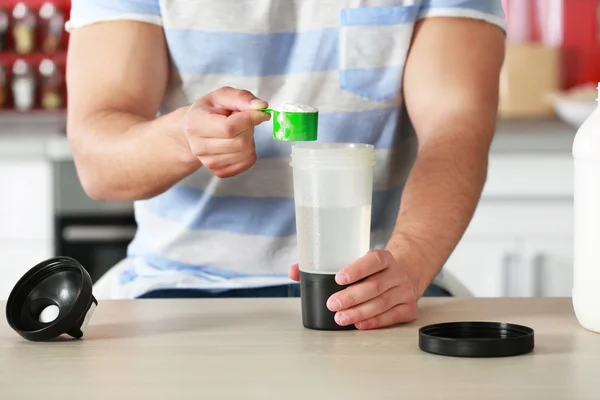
top-left (65, 0), bottom-right (505, 330)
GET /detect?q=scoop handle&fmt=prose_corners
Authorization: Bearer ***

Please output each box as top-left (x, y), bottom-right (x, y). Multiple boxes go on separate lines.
top-left (260, 108), bottom-right (275, 114)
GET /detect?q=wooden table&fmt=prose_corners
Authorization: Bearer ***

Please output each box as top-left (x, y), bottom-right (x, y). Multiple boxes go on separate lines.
top-left (1, 298), bottom-right (599, 399)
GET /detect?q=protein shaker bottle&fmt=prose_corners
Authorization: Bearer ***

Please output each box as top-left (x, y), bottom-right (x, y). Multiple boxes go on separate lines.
top-left (573, 83), bottom-right (600, 333)
top-left (290, 143), bottom-right (375, 330)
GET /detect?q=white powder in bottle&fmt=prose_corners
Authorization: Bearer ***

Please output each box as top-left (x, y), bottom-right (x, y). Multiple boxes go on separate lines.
top-left (275, 103), bottom-right (318, 113)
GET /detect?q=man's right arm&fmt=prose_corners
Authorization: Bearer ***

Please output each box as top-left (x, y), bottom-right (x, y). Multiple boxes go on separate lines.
top-left (67, 17), bottom-right (270, 201)
top-left (66, 20), bottom-right (201, 201)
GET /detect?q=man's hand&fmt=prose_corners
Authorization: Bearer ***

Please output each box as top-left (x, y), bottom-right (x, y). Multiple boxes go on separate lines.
top-left (288, 249), bottom-right (418, 330)
top-left (182, 86), bottom-right (271, 179)
top-left (67, 20), bottom-right (273, 200)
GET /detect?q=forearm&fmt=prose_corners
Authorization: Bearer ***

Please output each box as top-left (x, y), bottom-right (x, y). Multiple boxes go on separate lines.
top-left (385, 117), bottom-right (493, 296)
top-left (67, 106), bottom-right (201, 201)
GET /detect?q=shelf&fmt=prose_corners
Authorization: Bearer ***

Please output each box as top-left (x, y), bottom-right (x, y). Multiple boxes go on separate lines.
top-left (0, 109), bottom-right (66, 134)
top-left (0, 51), bottom-right (67, 64)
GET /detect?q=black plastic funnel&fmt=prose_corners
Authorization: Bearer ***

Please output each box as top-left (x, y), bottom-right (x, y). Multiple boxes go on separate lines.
top-left (6, 256), bottom-right (98, 341)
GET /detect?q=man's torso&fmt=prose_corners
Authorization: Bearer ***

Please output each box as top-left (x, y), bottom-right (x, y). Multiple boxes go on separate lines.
top-left (93, 0), bottom-right (475, 297)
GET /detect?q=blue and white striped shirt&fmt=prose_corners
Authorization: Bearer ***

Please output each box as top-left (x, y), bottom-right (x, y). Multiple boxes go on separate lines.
top-left (68, 0), bottom-right (505, 299)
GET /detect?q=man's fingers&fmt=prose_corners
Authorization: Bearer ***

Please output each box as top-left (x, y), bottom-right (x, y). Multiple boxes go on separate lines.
top-left (189, 110), bottom-right (267, 141)
top-left (185, 109), bottom-right (267, 143)
top-left (192, 131), bottom-right (255, 156)
top-left (333, 285), bottom-right (404, 326)
top-left (200, 147), bottom-right (255, 170)
top-left (327, 269), bottom-right (395, 311)
top-left (227, 109), bottom-right (271, 133)
top-left (288, 264), bottom-right (300, 281)
top-left (209, 153), bottom-right (257, 179)
top-left (335, 250), bottom-right (391, 286)
top-left (183, 107), bottom-right (228, 138)
top-left (204, 86), bottom-right (268, 111)
top-left (354, 302), bottom-right (418, 330)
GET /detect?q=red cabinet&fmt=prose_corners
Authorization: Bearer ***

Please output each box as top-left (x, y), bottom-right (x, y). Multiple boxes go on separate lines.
top-left (561, 0), bottom-right (600, 89)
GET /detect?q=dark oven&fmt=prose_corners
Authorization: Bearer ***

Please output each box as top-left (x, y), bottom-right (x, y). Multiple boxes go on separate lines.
top-left (53, 160), bottom-right (136, 283)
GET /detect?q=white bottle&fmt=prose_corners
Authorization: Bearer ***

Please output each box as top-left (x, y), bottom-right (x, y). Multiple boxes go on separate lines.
top-left (573, 83), bottom-right (600, 333)
top-left (11, 59), bottom-right (35, 112)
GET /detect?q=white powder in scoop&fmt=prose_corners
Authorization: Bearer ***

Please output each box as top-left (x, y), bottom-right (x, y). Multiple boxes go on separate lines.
top-left (275, 103), bottom-right (318, 113)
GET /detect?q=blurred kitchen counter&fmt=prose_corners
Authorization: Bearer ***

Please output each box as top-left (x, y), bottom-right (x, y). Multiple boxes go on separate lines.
top-left (492, 118), bottom-right (576, 153)
top-left (0, 111), bottom-right (578, 160)
top-left (0, 112), bottom-right (580, 300)
top-left (0, 111), bottom-right (71, 160)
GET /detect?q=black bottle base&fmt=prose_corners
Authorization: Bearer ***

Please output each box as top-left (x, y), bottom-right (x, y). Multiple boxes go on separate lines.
top-left (300, 271), bottom-right (356, 331)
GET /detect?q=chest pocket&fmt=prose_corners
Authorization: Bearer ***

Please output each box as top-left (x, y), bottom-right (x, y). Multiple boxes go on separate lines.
top-left (339, 5), bottom-right (419, 102)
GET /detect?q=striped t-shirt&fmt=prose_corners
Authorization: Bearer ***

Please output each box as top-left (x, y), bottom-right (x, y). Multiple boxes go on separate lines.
top-left (67, 0), bottom-right (506, 299)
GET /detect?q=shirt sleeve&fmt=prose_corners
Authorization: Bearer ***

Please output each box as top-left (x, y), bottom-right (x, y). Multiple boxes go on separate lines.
top-left (66, 0), bottom-right (162, 31)
top-left (418, 0), bottom-right (506, 32)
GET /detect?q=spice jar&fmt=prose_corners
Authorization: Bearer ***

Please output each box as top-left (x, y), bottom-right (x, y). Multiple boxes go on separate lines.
top-left (39, 59), bottom-right (63, 110)
top-left (12, 3), bottom-right (36, 54)
top-left (0, 8), bottom-right (8, 51)
top-left (0, 63), bottom-right (7, 109)
top-left (12, 59), bottom-right (36, 112)
top-left (40, 3), bottom-right (64, 53)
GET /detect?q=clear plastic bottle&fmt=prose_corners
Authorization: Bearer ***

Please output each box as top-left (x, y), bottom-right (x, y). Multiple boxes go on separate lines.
top-left (572, 82), bottom-right (600, 333)
top-left (290, 142), bottom-right (375, 330)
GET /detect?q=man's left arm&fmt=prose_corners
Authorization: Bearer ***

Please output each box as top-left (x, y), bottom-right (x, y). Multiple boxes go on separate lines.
top-left (388, 15), bottom-right (506, 297)
top-left (321, 15), bottom-right (506, 329)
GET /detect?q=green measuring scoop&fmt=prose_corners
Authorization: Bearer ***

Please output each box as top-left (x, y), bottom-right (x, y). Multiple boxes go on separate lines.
top-left (261, 107), bottom-right (318, 141)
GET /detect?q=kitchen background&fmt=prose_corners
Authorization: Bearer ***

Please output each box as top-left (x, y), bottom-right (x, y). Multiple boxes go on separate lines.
top-left (0, 0), bottom-right (598, 300)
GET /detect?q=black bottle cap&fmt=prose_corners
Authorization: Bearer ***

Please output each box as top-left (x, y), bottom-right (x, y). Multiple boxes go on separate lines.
top-left (5, 256), bottom-right (98, 341)
top-left (419, 321), bottom-right (534, 358)
top-left (300, 271), bottom-right (355, 331)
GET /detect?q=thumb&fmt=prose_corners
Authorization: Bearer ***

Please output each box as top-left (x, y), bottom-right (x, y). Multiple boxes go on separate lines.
top-left (288, 264), bottom-right (300, 282)
top-left (204, 86), bottom-right (268, 112)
